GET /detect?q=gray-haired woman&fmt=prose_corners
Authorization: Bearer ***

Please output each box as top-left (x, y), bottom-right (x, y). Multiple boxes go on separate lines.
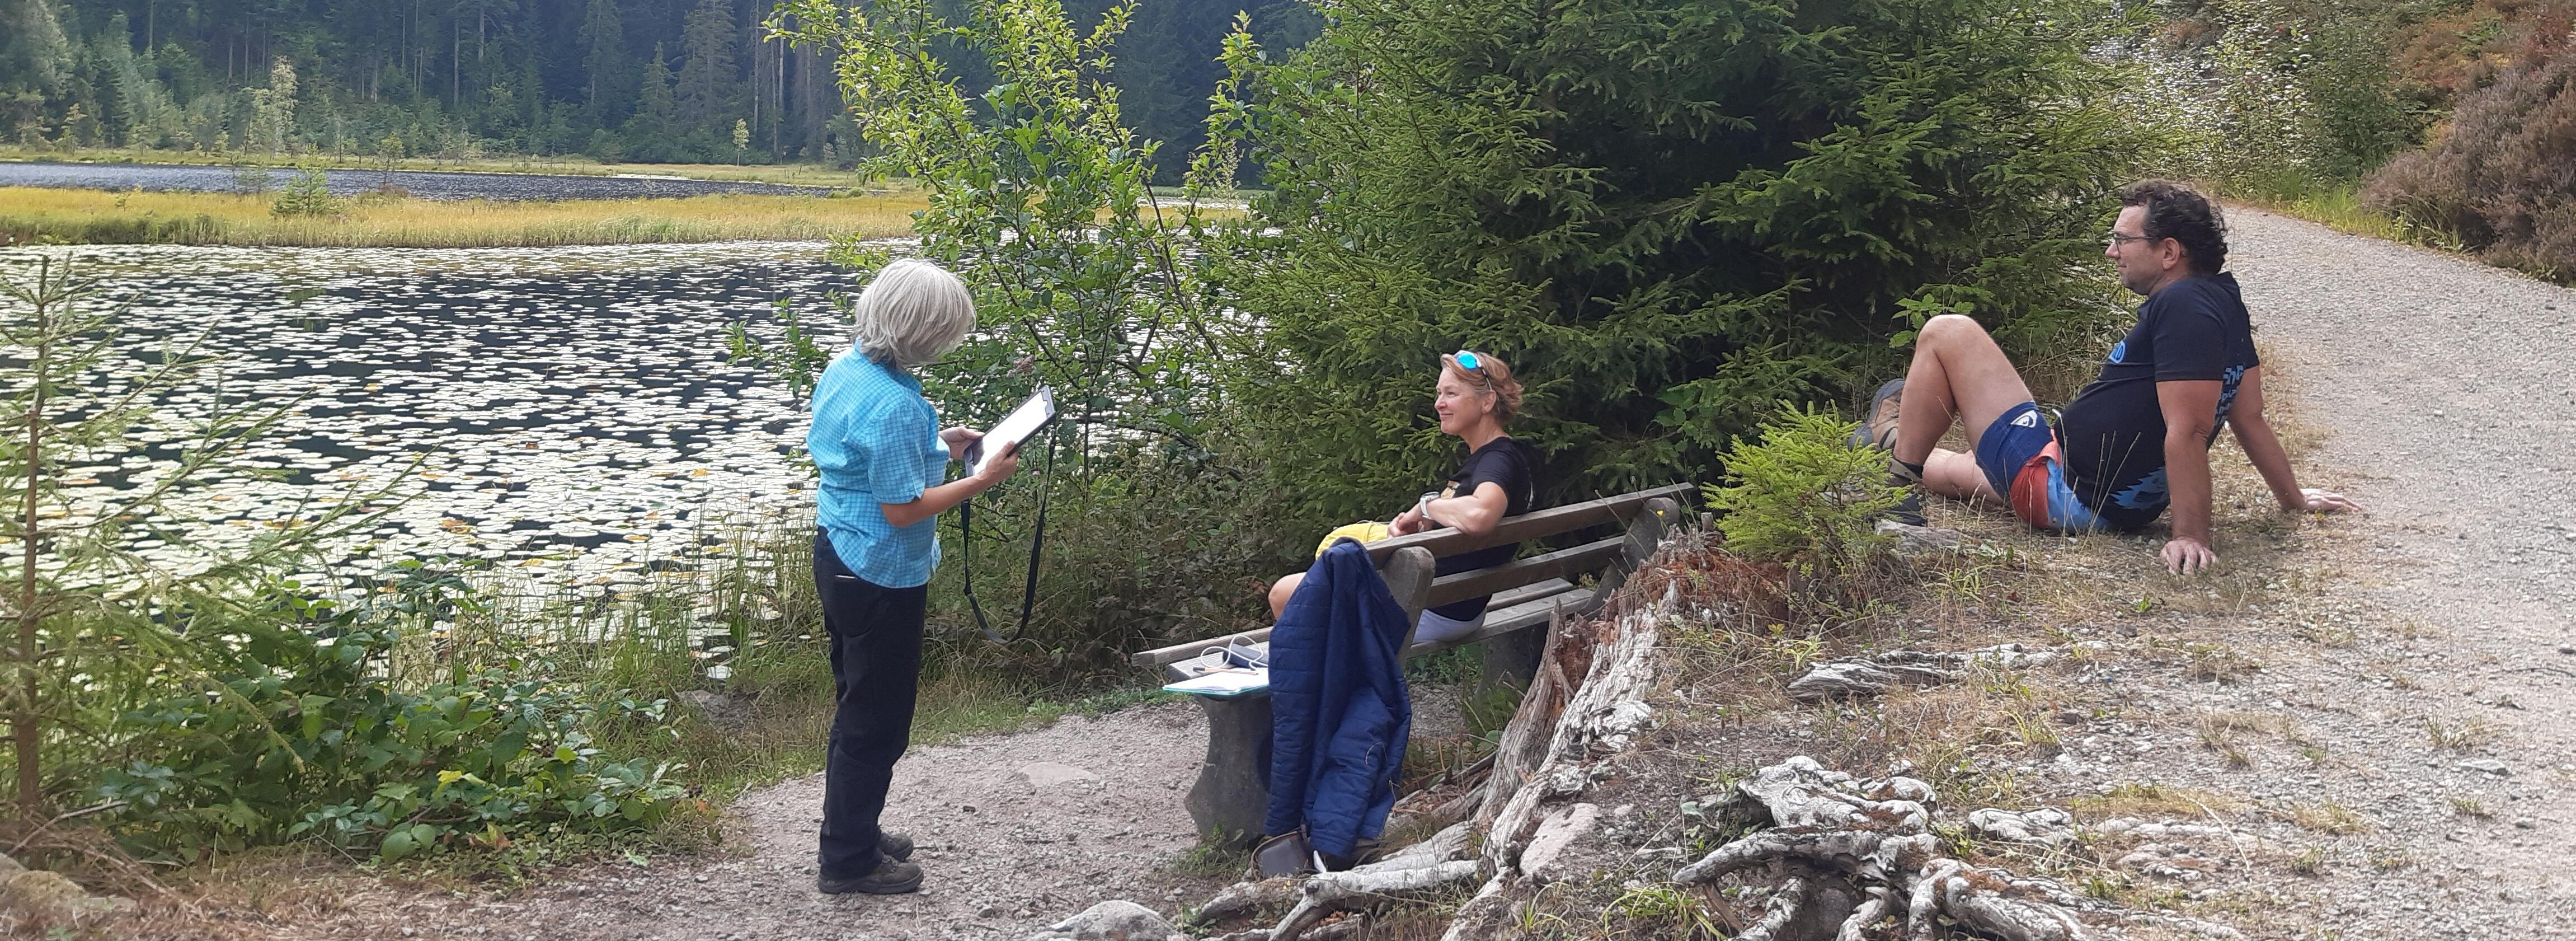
top-left (805, 259), bottom-right (1018, 895)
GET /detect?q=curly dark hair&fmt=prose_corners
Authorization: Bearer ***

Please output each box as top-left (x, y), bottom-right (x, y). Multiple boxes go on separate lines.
top-left (2119, 179), bottom-right (2229, 274)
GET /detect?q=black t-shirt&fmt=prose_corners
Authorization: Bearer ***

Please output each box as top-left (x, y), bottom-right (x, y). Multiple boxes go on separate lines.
top-left (2056, 273), bottom-right (2260, 530)
top-left (1427, 437), bottom-right (1539, 621)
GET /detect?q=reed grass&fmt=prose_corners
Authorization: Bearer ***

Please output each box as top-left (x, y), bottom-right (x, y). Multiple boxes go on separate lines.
top-left (0, 186), bottom-right (925, 247)
top-left (0, 144), bottom-right (885, 189)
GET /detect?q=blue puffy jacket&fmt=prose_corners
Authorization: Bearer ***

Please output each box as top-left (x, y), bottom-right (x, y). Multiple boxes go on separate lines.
top-left (1263, 540), bottom-right (1413, 858)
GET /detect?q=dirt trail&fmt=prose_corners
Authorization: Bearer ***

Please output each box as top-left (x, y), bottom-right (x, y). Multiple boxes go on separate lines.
top-left (361, 702), bottom-right (1228, 941)
top-left (2194, 209), bottom-right (2576, 936)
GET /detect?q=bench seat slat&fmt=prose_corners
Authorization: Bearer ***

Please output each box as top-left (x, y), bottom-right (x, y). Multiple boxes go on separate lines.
top-left (1127, 577), bottom-right (1583, 668)
top-left (1404, 587), bottom-right (1597, 659)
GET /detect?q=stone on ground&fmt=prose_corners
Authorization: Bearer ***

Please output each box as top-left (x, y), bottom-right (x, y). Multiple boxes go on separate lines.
top-left (1024, 899), bottom-right (1183, 941)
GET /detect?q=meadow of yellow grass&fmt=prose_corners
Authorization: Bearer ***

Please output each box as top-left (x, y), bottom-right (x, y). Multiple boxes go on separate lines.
top-left (0, 145), bottom-right (882, 189)
top-left (0, 186), bottom-right (925, 247)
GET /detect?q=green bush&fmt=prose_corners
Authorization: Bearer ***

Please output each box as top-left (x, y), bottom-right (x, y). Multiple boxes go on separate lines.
top-left (96, 582), bottom-right (688, 863)
top-left (1202, 0), bottom-right (2149, 522)
top-left (1703, 408), bottom-right (1896, 592)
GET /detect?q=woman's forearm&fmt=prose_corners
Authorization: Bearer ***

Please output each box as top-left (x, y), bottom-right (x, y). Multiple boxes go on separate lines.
top-left (880, 475), bottom-right (986, 529)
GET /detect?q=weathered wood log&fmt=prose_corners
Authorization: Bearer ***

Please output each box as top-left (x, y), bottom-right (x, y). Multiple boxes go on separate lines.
top-left (1194, 879), bottom-right (1301, 926)
top-left (1673, 757), bottom-right (2248, 941)
top-left (1482, 584), bottom-right (1667, 874)
top-left (1266, 860), bottom-right (1480, 941)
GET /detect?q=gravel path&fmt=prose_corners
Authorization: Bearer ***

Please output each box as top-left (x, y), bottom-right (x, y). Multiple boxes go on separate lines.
top-left (2200, 209), bottom-right (2575, 936)
top-left (382, 702), bottom-right (1227, 941)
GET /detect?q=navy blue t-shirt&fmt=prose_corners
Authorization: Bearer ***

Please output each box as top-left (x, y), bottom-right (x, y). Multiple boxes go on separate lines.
top-left (1427, 437), bottom-right (1539, 621)
top-left (2056, 273), bottom-right (2260, 530)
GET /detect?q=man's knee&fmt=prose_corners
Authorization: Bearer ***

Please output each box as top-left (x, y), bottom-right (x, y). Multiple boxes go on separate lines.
top-left (1920, 313), bottom-right (1991, 348)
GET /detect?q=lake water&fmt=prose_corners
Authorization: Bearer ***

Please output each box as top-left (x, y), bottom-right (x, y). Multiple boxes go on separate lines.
top-left (0, 161), bottom-right (831, 200)
top-left (18, 241), bottom-right (878, 601)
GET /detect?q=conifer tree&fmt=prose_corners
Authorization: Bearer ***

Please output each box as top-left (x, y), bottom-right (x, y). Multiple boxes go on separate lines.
top-left (673, 0), bottom-right (737, 135)
top-left (580, 0), bottom-right (629, 122)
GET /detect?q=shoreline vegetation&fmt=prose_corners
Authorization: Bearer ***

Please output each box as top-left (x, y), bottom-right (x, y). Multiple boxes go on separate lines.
top-left (0, 146), bottom-right (883, 189)
top-left (0, 185), bottom-right (928, 247)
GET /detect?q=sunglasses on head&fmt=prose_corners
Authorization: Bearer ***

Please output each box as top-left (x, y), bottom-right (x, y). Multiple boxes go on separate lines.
top-left (1450, 350), bottom-right (1486, 372)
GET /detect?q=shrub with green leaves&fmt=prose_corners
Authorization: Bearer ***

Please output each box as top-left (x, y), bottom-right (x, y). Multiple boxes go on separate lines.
top-left (96, 584), bottom-right (688, 863)
top-left (1703, 408), bottom-right (1897, 590)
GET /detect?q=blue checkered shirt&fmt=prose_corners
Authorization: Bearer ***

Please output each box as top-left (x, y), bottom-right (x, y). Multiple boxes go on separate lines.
top-left (807, 351), bottom-right (950, 588)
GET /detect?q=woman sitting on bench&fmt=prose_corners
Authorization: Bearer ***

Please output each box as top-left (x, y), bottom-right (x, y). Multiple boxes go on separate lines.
top-left (1266, 350), bottom-right (1540, 645)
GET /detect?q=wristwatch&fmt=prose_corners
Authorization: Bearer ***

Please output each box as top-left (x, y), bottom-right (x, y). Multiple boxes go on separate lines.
top-left (1415, 491), bottom-right (1440, 522)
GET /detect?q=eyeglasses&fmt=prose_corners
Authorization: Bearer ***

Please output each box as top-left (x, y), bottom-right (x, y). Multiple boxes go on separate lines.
top-left (1450, 350), bottom-right (1486, 372)
top-left (2105, 233), bottom-right (2154, 249)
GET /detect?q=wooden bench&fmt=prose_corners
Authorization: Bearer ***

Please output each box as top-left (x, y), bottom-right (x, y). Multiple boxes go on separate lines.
top-left (1130, 483), bottom-right (1693, 842)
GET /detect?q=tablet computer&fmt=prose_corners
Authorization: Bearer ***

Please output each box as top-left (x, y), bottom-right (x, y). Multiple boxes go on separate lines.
top-left (962, 385), bottom-right (1057, 475)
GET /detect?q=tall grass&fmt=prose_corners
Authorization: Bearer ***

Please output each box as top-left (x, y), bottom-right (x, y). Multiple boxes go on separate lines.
top-left (0, 144), bottom-right (886, 189)
top-left (0, 187), bottom-right (924, 247)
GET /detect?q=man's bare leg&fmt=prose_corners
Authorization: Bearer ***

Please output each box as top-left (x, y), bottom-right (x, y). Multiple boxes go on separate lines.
top-left (1890, 314), bottom-right (2037, 502)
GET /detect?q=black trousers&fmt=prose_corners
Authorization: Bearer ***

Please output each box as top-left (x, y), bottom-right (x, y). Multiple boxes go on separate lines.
top-left (813, 531), bottom-right (928, 879)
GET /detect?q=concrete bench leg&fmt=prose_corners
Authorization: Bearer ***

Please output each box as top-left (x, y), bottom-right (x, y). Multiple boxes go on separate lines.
top-left (1479, 629), bottom-right (1545, 697)
top-left (1186, 695), bottom-right (1272, 847)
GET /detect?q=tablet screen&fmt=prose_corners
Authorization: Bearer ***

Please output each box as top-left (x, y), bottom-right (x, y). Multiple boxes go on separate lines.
top-left (972, 386), bottom-right (1055, 475)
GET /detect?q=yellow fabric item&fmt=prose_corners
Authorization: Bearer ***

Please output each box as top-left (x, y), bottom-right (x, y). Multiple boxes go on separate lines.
top-left (1314, 521), bottom-right (1393, 559)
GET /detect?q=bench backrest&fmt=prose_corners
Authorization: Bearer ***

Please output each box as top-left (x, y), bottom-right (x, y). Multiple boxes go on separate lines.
top-left (1130, 483), bottom-right (1693, 668)
top-left (1371, 483), bottom-right (1691, 644)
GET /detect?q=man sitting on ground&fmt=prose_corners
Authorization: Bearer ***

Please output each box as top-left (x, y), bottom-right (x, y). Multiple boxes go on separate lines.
top-left (1858, 179), bottom-right (2360, 574)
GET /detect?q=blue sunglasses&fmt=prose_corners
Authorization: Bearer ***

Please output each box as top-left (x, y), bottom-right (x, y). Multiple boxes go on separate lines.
top-left (1450, 350), bottom-right (1486, 372)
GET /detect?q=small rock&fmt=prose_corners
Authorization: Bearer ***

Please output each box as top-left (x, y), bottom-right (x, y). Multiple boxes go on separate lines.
top-left (1878, 519), bottom-right (1967, 557)
top-left (1967, 807), bottom-right (2078, 847)
top-left (2559, 644), bottom-right (2574, 656)
top-left (2456, 759), bottom-right (2510, 776)
top-left (1519, 803), bottom-right (1602, 883)
top-left (1024, 900), bottom-right (1182, 941)
top-left (0, 868), bottom-right (136, 926)
top-left (1014, 762), bottom-right (1103, 789)
top-left (2513, 818), bottom-right (2536, 830)
top-left (979, 905), bottom-right (1005, 919)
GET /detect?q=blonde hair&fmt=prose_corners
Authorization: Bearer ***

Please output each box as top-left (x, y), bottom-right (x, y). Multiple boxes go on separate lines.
top-left (852, 259), bottom-right (976, 367)
top-left (1441, 351), bottom-right (1524, 424)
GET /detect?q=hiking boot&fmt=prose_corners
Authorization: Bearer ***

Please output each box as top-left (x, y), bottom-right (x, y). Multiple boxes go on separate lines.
top-left (880, 830), bottom-right (914, 862)
top-left (1849, 378), bottom-right (1906, 452)
top-left (1884, 486), bottom-right (1928, 527)
top-left (818, 858), bottom-right (923, 895)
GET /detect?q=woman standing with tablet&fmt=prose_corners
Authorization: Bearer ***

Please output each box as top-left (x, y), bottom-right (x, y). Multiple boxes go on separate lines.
top-left (805, 259), bottom-right (1019, 896)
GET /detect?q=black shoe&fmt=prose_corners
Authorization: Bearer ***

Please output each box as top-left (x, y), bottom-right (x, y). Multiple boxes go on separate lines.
top-left (819, 858), bottom-right (923, 895)
top-left (880, 830), bottom-right (914, 862)
top-left (1884, 486), bottom-right (1928, 527)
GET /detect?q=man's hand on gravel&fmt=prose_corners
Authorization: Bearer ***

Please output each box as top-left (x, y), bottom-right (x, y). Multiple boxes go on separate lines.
top-left (2292, 488), bottom-right (2364, 513)
top-left (2161, 537), bottom-right (2218, 575)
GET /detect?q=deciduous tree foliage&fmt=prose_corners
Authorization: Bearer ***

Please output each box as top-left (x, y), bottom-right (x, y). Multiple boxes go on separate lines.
top-left (1204, 0), bottom-right (2150, 519)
